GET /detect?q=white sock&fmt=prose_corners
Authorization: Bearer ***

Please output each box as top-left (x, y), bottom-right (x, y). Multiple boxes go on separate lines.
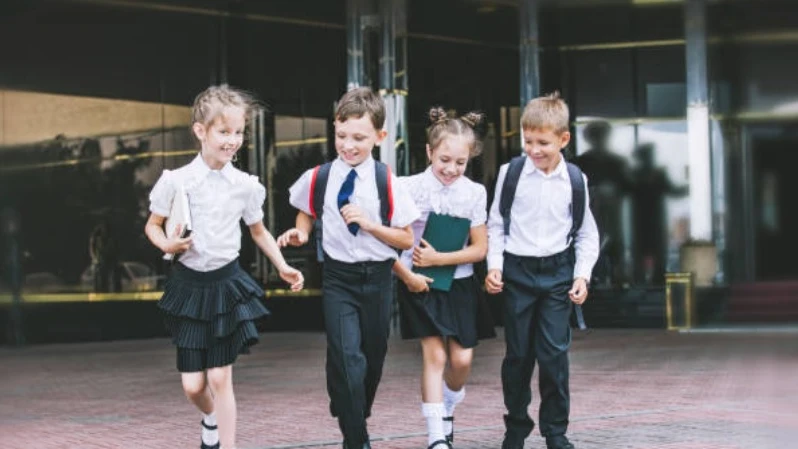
top-left (421, 402), bottom-right (447, 447)
top-left (202, 412), bottom-right (219, 446)
top-left (443, 383), bottom-right (465, 437)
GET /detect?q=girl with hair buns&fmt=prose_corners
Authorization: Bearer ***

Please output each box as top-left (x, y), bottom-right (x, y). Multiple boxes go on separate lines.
top-left (393, 107), bottom-right (496, 449)
top-left (145, 85), bottom-right (304, 449)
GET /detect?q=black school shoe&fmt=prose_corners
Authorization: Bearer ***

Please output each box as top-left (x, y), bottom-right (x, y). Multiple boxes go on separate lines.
top-left (200, 420), bottom-right (220, 449)
top-left (546, 435), bottom-right (575, 449)
top-left (342, 440), bottom-right (371, 449)
top-left (427, 439), bottom-right (452, 449)
top-left (443, 416), bottom-right (454, 444)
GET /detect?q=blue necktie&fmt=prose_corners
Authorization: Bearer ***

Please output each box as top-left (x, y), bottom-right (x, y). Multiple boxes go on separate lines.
top-left (337, 169), bottom-right (359, 236)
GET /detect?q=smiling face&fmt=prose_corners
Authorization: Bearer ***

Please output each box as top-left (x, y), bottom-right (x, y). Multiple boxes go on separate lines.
top-left (334, 113), bottom-right (387, 167)
top-left (522, 126), bottom-right (571, 174)
top-left (193, 106), bottom-right (246, 170)
top-left (427, 134), bottom-right (470, 186)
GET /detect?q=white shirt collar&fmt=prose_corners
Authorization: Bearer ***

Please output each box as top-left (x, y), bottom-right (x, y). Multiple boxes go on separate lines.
top-left (187, 154), bottom-right (237, 184)
top-left (522, 154), bottom-right (568, 180)
top-left (422, 165), bottom-right (465, 191)
top-left (336, 155), bottom-right (375, 180)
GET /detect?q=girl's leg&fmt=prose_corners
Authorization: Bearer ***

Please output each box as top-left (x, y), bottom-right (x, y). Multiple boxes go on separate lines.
top-left (421, 337), bottom-right (448, 449)
top-left (181, 371), bottom-right (214, 413)
top-left (207, 365), bottom-right (236, 449)
top-left (182, 371), bottom-right (219, 448)
top-left (442, 340), bottom-right (474, 442)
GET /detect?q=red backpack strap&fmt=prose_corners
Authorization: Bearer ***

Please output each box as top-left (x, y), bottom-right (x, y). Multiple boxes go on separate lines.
top-left (308, 165), bottom-right (321, 219)
top-left (375, 161), bottom-right (393, 226)
top-left (386, 165), bottom-right (394, 224)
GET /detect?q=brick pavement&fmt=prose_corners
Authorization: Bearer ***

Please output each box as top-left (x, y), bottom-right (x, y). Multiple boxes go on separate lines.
top-left (2, 329), bottom-right (796, 449)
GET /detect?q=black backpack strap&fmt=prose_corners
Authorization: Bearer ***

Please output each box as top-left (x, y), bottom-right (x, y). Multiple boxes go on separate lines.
top-left (499, 156), bottom-right (526, 236)
top-left (310, 162), bottom-right (333, 262)
top-left (567, 162), bottom-right (589, 331)
top-left (566, 162), bottom-right (586, 247)
top-left (374, 161), bottom-right (393, 227)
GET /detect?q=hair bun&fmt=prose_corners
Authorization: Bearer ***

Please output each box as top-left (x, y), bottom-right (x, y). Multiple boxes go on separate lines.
top-left (460, 111), bottom-right (485, 128)
top-left (428, 106), bottom-right (448, 124)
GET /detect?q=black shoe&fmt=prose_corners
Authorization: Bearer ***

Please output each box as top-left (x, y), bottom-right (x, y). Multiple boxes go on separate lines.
top-left (443, 416), bottom-right (454, 444)
top-left (200, 420), bottom-right (219, 449)
top-left (427, 439), bottom-right (452, 449)
top-left (342, 441), bottom-right (371, 449)
top-left (546, 435), bottom-right (574, 449)
top-left (501, 438), bottom-right (524, 449)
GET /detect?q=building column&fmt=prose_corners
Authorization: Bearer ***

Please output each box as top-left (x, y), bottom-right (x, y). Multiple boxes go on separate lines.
top-left (346, 0), bottom-right (366, 90)
top-left (378, 0), bottom-right (408, 175)
top-left (519, 0), bottom-right (540, 107)
top-left (685, 0), bottom-right (713, 242)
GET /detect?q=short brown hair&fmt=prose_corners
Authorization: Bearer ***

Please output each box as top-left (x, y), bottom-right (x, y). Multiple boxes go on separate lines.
top-left (335, 87), bottom-right (386, 130)
top-left (520, 91), bottom-right (569, 134)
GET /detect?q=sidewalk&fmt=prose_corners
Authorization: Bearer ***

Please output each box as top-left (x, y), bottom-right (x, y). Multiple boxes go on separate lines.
top-left (2, 329), bottom-right (796, 449)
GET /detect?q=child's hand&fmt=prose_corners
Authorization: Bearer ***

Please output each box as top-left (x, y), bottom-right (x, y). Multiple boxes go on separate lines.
top-left (405, 272), bottom-right (434, 293)
top-left (485, 268), bottom-right (504, 294)
top-left (278, 266), bottom-right (304, 292)
top-left (412, 239), bottom-right (439, 267)
top-left (340, 204), bottom-right (377, 232)
top-left (277, 228), bottom-right (308, 247)
top-left (162, 224), bottom-right (192, 254)
top-left (569, 277), bottom-right (589, 304)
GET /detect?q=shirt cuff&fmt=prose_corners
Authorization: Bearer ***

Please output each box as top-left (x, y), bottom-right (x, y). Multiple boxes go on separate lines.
top-left (149, 204), bottom-right (169, 217)
top-left (573, 261), bottom-right (592, 282)
top-left (487, 254), bottom-right (504, 272)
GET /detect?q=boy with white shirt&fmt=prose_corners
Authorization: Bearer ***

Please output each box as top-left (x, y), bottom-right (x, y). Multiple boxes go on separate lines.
top-left (485, 92), bottom-right (599, 449)
top-left (277, 88), bottom-right (420, 449)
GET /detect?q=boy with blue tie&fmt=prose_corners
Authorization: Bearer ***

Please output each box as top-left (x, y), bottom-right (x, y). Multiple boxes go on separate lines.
top-left (278, 87), bottom-right (420, 449)
top-left (485, 93), bottom-right (599, 449)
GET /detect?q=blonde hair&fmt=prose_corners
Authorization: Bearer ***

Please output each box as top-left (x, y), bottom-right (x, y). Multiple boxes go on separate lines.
top-left (520, 91), bottom-right (569, 134)
top-left (335, 87), bottom-right (386, 130)
top-left (426, 107), bottom-right (486, 158)
top-left (191, 84), bottom-right (255, 127)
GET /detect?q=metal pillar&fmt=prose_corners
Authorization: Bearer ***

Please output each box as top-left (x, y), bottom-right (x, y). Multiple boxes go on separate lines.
top-left (379, 0), bottom-right (408, 175)
top-left (519, 0), bottom-right (540, 107)
top-left (685, 0), bottom-right (713, 242)
top-left (346, 0), bottom-right (366, 90)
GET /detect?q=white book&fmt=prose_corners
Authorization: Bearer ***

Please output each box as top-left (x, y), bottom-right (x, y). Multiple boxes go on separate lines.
top-left (163, 185), bottom-right (192, 261)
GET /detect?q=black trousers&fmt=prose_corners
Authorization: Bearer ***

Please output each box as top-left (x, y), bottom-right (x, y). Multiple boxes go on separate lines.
top-left (322, 256), bottom-right (394, 448)
top-left (501, 249), bottom-right (575, 444)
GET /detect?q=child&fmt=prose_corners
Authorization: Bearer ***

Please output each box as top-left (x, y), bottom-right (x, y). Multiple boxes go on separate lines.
top-left (393, 107), bottom-right (495, 449)
top-left (484, 92), bottom-right (599, 449)
top-left (145, 85), bottom-right (304, 449)
top-left (277, 87), bottom-right (420, 449)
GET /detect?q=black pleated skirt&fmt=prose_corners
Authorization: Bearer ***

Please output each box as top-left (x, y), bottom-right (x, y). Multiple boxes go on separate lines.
top-left (158, 259), bottom-right (269, 372)
top-left (398, 275), bottom-right (496, 349)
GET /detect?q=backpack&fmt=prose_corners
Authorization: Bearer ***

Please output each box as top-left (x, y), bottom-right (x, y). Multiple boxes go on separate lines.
top-left (497, 155), bottom-right (588, 329)
top-left (499, 156), bottom-right (587, 245)
top-left (308, 161), bottom-right (394, 262)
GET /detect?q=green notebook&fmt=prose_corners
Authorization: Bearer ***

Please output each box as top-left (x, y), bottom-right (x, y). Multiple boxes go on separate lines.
top-left (414, 212), bottom-right (472, 292)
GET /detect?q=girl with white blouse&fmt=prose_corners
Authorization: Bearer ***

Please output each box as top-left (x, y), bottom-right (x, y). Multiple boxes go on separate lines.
top-left (145, 85), bottom-right (303, 449)
top-left (393, 107), bottom-right (495, 449)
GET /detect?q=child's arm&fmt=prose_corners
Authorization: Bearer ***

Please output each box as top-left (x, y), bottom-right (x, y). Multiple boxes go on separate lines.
top-left (276, 211), bottom-right (313, 247)
top-left (144, 213), bottom-right (192, 255)
top-left (340, 203), bottom-right (414, 249)
top-left (249, 222), bottom-right (304, 291)
top-left (411, 224), bottom-right (488, 268)
top-left (570, 174), bottom-right (600, 304)
top-left (392, 260), bottom-right (433, 293)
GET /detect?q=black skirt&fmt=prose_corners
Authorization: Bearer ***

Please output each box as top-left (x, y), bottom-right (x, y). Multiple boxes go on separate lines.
top-left (398, 275), bottom-right (496, 349)
top-left (158, 259), bottom-right (269, 372)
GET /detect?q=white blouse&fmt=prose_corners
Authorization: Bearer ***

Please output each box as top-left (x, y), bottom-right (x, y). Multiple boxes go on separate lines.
top-left (398, 167), bottom-right (488, 279)
top-left (288, 156), bottom-right (420, 263)
top-left (149, 154), bottom-right (266, 272)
